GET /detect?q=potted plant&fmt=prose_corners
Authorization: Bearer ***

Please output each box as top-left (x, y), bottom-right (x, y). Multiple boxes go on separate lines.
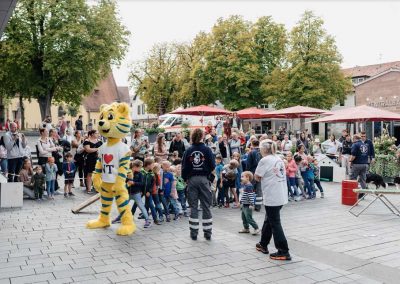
top-left (144, 126), bottom-right (165, 143)
top-left (369, 128), bottom-right (400, 181)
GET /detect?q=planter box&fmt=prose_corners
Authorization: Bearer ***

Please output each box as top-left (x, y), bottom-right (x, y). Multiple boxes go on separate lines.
top-left (0, 181), bottom-right (23, 208)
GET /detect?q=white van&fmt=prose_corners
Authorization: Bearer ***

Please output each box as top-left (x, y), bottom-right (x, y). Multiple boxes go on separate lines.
top-left (158, 114), bottom-right (217, 134)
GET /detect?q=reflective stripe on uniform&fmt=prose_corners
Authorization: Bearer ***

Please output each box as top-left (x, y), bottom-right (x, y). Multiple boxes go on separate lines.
top-left (202, 218), bottom-right (212, 223)
top-left (190, 225), bottom-right (199, 229)
top-left (202, 225), bottom-right (212, 230)
top-left (189, 217), bottom-right (199, 223)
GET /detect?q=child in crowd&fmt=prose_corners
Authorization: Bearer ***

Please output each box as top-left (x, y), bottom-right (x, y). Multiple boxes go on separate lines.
top-left (215, 155), bottom-right (225, 208)
top-left (152, 163), bottom-right (164, 223)
top-left (222, 159), bottom-right (240, 208)
top-left (294, 155), bottom-right (306, 199)
top-left (142, 159), bottom-right (159, 225)
top-left (169, 166), bottom-right (182, 219)
top-left (312, 159), bottom-right (324, 198)
top-left (62, 152), bottom-right (76, 198)
top-left (238, 171), bottom-right (260, 235)
top-left (174, 164), bottom-right (188, 216)
top-left (304, 156), bottom-right (316, 199)
top-left (286, 152), bottom-right (299, 201)
top-left (232, 152), bottom-right (243, 199)
top-left (113, 159), bottom-right (152, 228)
top-left (45, 157), bottom-right (58, 200)
top-left (32, 166), bottom-right (45, 200)
top-left (161, 161), bottom-right (180, 221)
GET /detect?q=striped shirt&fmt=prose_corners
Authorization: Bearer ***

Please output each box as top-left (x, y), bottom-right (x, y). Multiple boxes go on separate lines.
top-left (240, 183), bottom-right (255, 206)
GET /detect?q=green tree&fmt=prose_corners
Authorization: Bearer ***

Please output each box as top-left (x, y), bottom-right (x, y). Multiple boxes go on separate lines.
top-left (265, 11), bottom-right (351, 109)
top-left (195, 15), bottom-right (286, 110)
top-left (0, 0), bottom-right (129, 120)
top-left (129, 43), bottom-right (177, 115)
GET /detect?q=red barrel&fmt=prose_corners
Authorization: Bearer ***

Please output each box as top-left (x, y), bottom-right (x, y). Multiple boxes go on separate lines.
top-left (342, 180), bottom-right (359, 206)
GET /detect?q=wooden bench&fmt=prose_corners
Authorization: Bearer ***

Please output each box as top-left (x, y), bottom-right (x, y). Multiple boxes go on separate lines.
top-left (349, 188), bottom-right (400, 217)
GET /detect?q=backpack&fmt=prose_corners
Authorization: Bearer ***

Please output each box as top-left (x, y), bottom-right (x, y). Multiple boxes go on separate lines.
top-left (175, 176), bottom-right (186, 191)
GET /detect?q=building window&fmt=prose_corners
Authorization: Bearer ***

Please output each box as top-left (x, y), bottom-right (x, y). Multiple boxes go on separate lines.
top-left (137, 105), bottom-right (141, 115)
top-left (339, 100), bottom-right (345, 106)
top-left (358, 77), bottom-right (364, 83)
top-left (142, 104), bottom-right (145, 114)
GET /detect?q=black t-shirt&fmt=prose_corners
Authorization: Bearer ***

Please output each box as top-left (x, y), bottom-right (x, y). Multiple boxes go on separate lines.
top-left (83, 140), bottom-right (103, 165)
top-left (75, 119), bottom-right (83, 131)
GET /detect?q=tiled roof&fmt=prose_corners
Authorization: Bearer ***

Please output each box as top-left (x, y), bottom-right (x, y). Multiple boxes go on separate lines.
top-left (117, 87), bottom-right (130, 104)
top-left (342, 61), bottom-right (400, 78)
top-left (82, 73), bottom-right (119, 112)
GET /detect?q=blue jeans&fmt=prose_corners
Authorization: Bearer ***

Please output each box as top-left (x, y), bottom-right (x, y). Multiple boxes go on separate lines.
top-left (131, 193), bottom-right (149, 220)
top-left (164, 195), bottom-right (179, 216)
top-left (288, 177), bottom-right (298, 197)
top-left (46, 180), bottom-right (55, 196)
top-left (0, 158), bottom-right (7, 175)
top-left (177, 190), bottom-right (187, 211)
top-left (314, 179), bottom-right (324, 192)
top-left (159, 194), bottom-right (170, 216)
top-left (152, 194), bottom-right (164, 219)
top-left (301, 173), bottom-right (315, 197)
top-left (145, 194), bottom-right (158, 221)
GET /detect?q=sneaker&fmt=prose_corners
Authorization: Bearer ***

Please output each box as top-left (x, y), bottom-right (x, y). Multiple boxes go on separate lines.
top-left (270, 251), bottom-right (291, 261)
top-left (321, 192), bottom-right (324, 198)
top-left (154, 220), bottom-right (162, 225)
top-left (190, 232), bottom-right (197, 240)
top-left (54, 191), bottom-right (62, 195)
top-left (159, 217), bottom-right (164, 223)
top-left (252, 228), bottom-right (261, 235)
top-left (112, 218), bottom-right (121, 224)
top-left (69, 192), bottom-right (75, 196)
top-left (256, 243), bottom-right (269, 254)
top-left (173, 215), bottom-right (180, 221)
top-left (183, 212), bottom-right (189, 217)
top-left (64, 193), bottom-right (68, 198)
top-left (166, 216), bottom-right (171, 222)
top-left (138, 214), bottom-right (145, 220)
top-left (239, 228), bottom-right (250, 234)
top-left (204, 233), bottom-right (211, 241)
top-left (144, 220), bottom-right (151, 228)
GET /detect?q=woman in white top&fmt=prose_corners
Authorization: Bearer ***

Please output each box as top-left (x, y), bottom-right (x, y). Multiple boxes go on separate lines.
top-left (37, 128), bottom-right (62, 167)
top-left (71, 130), bottom-right (84, 187)
top-left (254, 140), bottom-right (291, 261)
top-left (321, 134), bottom-right (342, 160)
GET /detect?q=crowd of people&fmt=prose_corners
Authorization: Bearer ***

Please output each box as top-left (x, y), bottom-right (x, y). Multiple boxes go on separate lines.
top-left (0, 113), bottom-right (378, 261)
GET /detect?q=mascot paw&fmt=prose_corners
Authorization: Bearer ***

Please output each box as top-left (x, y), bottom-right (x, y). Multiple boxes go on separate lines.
top-left (86, 218), bottom-right (111, 229)
top-left (116, 223), bottom-right (136, 236)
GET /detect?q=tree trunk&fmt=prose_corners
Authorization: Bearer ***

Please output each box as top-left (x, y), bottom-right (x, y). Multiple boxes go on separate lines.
top-left (37, 92), bottom-right (52, 121)
top-left (19, 95), bottom-right (25, 130)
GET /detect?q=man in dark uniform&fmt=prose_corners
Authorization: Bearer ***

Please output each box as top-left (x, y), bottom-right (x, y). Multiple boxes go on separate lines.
top-left (182, 128), bottom-right (215, 241)
top-left (349, 133), bottom-right (370, 189)
top-left (169, 132), bottom-right (186, 158)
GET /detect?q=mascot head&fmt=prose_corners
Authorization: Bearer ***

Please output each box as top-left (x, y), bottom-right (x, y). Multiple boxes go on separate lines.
top-left (98, 102), bottom-right (132, 139)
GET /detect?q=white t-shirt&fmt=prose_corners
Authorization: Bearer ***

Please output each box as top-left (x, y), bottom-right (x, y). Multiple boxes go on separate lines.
top-left (255, 155), bottom-right (288, 206)
top-left (98, 141), bottom-right (130, 183)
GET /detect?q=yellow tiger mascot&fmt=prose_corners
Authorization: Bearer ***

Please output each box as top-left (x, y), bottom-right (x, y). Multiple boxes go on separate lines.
top-left (86, 102), bottom-right (136, 236)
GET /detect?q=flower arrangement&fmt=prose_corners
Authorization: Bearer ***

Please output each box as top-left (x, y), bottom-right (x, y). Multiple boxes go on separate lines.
top-left (369, 128), bottom-right (400, 178)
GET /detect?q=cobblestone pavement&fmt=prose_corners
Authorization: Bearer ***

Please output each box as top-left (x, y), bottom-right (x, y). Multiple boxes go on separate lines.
top-left (1, 181), bottom-right (400, 284)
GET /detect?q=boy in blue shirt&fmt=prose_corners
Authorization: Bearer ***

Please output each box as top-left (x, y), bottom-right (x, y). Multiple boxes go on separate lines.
top-left (161, 161), bottom-right (179, 221)
top-left (215, 155), bottom-right (224, 207)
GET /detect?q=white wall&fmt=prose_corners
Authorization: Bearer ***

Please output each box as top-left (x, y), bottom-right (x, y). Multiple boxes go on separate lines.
top-left (131, 95), bottom-right (157, 122)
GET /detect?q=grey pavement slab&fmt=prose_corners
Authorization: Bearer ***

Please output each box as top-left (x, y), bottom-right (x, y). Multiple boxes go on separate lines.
top-left (1, 182), bottom-right (400, 283)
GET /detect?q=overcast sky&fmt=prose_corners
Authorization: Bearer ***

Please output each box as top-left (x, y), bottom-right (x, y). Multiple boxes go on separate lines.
top-left (111, 0), bottom-right (400, 87)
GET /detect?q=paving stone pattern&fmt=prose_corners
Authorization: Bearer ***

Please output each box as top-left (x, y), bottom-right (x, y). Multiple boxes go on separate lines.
top-left (1, 181), bottom-right (400, 283)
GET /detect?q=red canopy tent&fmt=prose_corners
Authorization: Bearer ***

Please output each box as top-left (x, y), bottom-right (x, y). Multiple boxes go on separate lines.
top-left (267, 105), bottom-right (333, 118)
top-left (311, 105), bottom-right (400, 123)
top-left (170, 105), bottom-right (230, 116)
top-left (236, 107), bottom-right (272, 119)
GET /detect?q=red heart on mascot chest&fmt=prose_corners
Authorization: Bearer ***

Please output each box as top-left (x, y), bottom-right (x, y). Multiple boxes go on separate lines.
top-left (104, 154), bottom-right (113, 164)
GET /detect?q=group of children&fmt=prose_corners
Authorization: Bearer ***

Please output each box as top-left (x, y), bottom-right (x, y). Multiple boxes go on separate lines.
top-left (285, 152), bottom-right (325, 201)
top-left (31, 153), bottom-right (76, 200)
top-left (111, 157), bottom-right (189, 228)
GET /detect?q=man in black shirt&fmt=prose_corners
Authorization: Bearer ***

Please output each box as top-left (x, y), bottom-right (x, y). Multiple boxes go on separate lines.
top-left (169, 132), bottom-right (185, 158)
top-left (75, 115), bottom-right (83, 133)
top-left (340, 134), bottom-right (353, 176)
top-left (182, 128), bottom-right (215, 241)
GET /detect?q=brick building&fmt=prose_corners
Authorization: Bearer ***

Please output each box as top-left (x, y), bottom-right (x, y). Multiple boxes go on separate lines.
top-left (342, 61), bottom-right (400, 141)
